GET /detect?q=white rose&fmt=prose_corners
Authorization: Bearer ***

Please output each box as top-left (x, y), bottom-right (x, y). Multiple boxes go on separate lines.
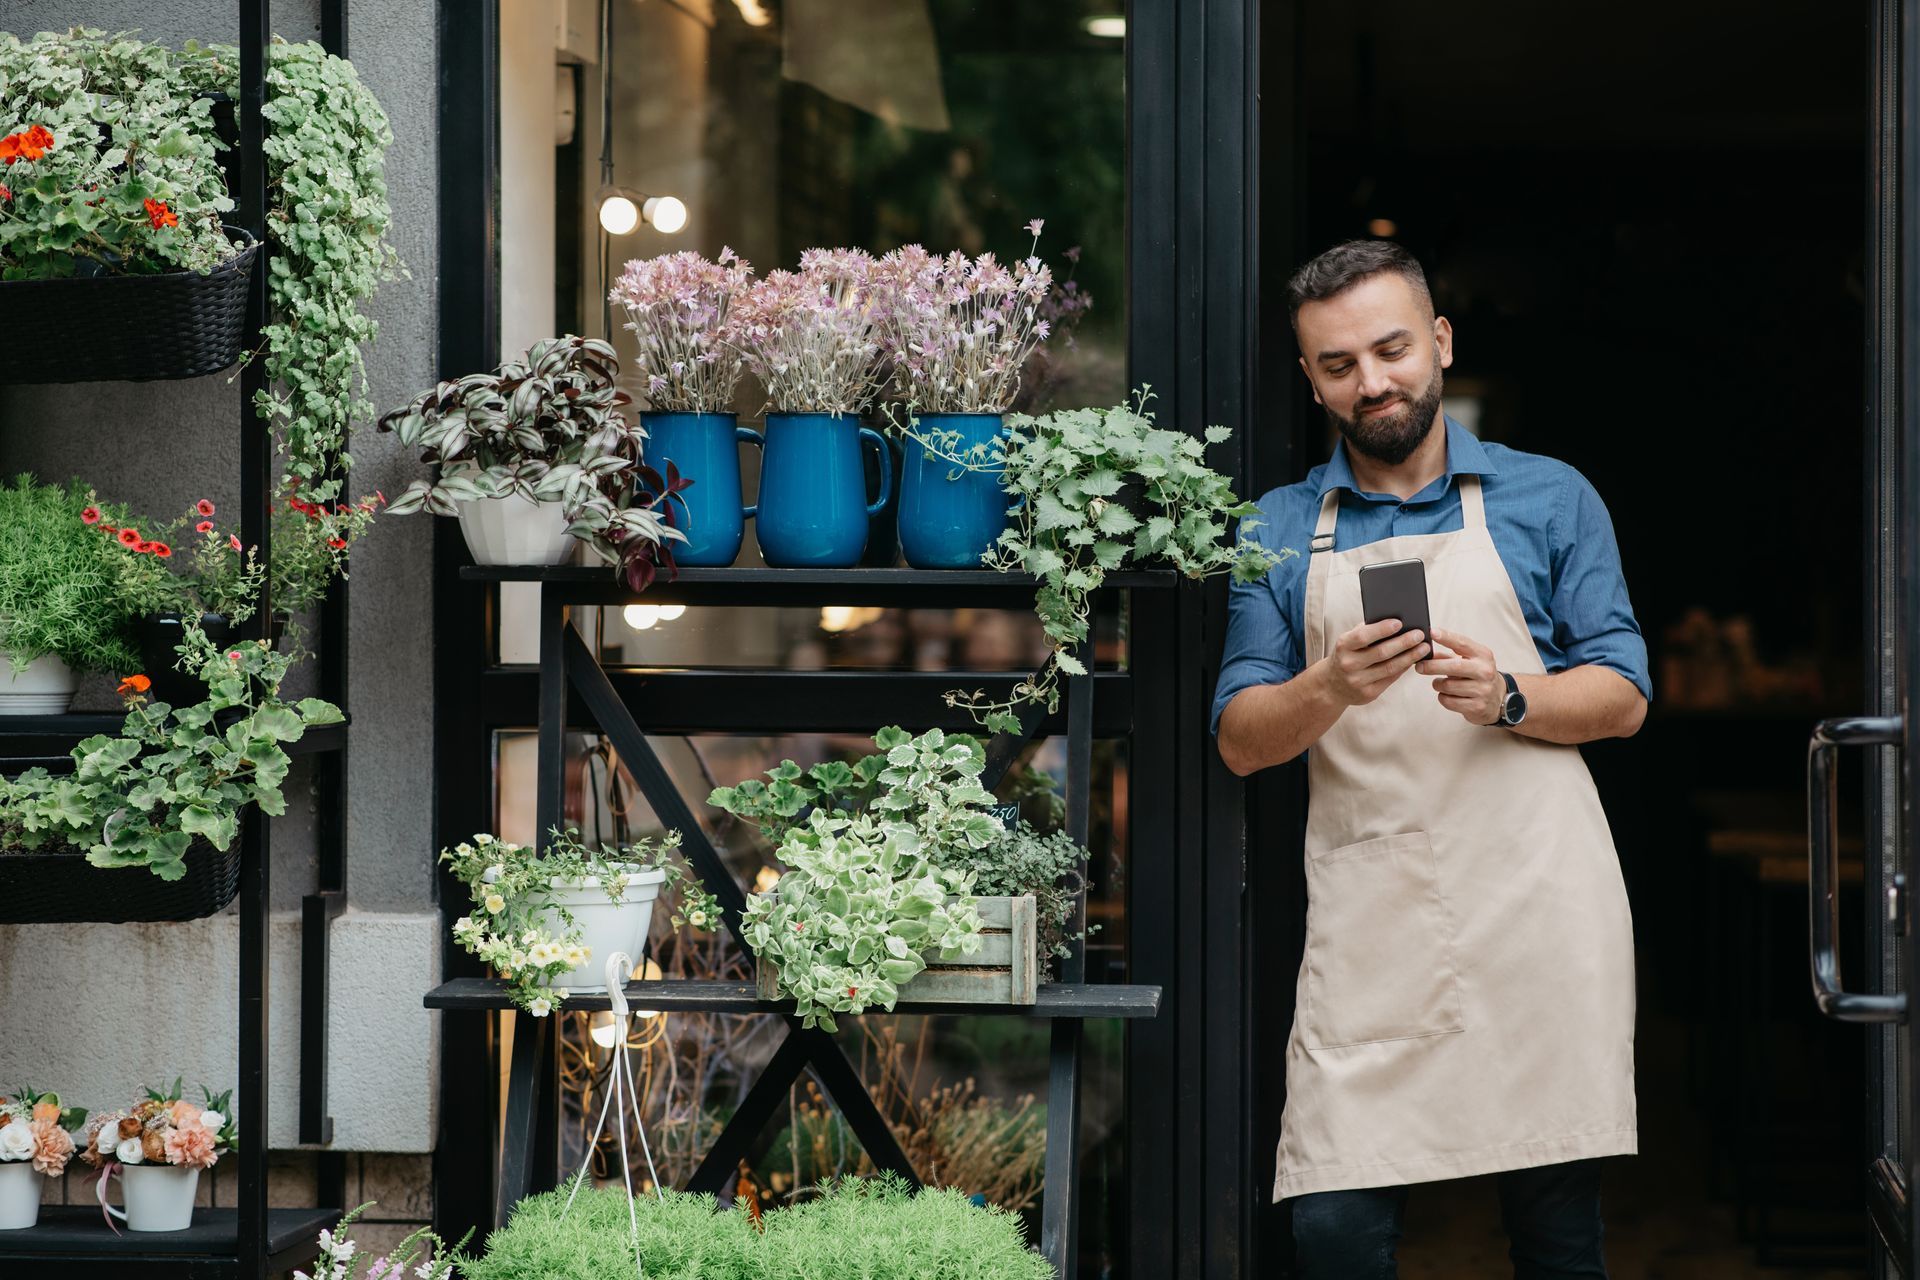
top-left (116, 1137), bottom-right (144, 1165)
top-left (0, 1123), bottom-right (33, 1160)
top-left (199, 1111), bottom-right (225, 1133)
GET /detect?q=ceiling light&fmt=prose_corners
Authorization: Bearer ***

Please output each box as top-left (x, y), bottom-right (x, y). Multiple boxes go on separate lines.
top-left (1368, 217), bottom-right (1398, 238)
top-left (1083, 15), bottom-right (1126, 38)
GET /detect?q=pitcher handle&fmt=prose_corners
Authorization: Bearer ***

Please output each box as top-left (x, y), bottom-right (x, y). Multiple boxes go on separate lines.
top-left (859, 426), bottom-right (894, 516)
top-left (736, 426), bottom-right (764, 521)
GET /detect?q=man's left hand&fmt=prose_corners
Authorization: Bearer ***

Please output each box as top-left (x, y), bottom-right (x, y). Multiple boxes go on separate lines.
top-left (1416, 628), bottom-right (1503, 725)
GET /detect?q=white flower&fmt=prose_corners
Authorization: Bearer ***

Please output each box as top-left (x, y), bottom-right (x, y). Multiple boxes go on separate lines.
top-left (475, 833), bottom-right (495, 846)
top-left (509, 950), bottom-right (527, 970)
top-left (688, 909), bottom-right (708, 927)
top-left (484, 893), bottom-right (506, 914)
top-left (455, 843), bottom-right (474, 857)
top-left (452, 917), bottom-right (475, 937)
top-left (482, 864), bottom-right (504, 884)
top-left (528, 998), bottom-right (552, 1017)
top-left (552, 988), bottom-right (568, 1000)
top-left (562, 946), bottom-right (585, 968)
top-left (0, 1123), bottom-right (33, 1161)
top-left (199, 1111), bottom-right (225, 1133)
top-left (116, 1136), bottom-right (144, 1165)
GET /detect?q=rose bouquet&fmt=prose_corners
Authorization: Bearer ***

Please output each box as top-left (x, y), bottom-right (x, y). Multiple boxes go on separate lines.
top-left (731, 249), bottom-right (885, 415)
top-left (80, 1081), bottom-right (233, 1173)
top-left (609, 247), bottom-right (753, 413)
top-left (873, 220), bottom-right (1056, 415)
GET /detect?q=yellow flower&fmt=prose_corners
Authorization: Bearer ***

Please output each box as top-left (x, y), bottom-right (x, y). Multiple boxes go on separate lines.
top-left (484, 893), bottom-right (506, 914)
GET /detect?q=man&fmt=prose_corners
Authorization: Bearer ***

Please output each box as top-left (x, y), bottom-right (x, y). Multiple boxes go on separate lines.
top-left (1213, 240), bottom-right (1648, 1279)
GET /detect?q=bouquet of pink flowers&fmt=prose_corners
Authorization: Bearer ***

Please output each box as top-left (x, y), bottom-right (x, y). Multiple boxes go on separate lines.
top-left (79, 1081), bottom-right (234, 1172)
top-left (731, 248), bottom-right (885, 415)
top-left (873, 220), bottom-right (1056, 414)
top-left (608, 247), bottom-right (755, 414)
top-left (0, 1088), bottom-right (79, 1176)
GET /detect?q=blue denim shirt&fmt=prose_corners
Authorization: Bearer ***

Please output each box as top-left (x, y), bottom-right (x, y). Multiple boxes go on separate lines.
top-left (1210, 419), bottom-right (1650, 735)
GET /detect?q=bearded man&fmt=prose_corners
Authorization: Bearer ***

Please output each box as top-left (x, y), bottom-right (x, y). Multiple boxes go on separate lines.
top-left (1213, 239), bottom-right (1649, 1278)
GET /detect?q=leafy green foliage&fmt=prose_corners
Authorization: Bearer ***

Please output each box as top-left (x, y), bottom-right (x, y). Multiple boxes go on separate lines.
top-left (464, 1176), bottom-right (1051, 1280)
top-left (951, 389), bottom-right (1295, 731)
top-left (379, 336), bottom-right (681, 564)
top-left (0, 476), bottom-right (144, 674)
top-left (0, 629), bottom-right (342, 879)
top-left (441, 826), bottom-right (720, 1017)
top-left (945, 822), bottom-right (1091, 979)
top-left (0, 29), bottom-right (236, 279)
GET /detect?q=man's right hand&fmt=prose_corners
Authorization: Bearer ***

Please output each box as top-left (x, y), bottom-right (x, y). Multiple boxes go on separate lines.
top-left (1321, 619), bottom-right (1430, 706)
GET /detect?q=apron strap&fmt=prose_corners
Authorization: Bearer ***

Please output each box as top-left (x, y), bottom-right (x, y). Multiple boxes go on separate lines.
top-left (1310, 488), bottom-right (1341, 554)
top-left (1457, 474), bottom-right (1486, 530)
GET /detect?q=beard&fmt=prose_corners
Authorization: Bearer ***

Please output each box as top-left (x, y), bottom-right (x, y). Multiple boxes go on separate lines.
top-left (1327, 360), bottom-right (1445, 466)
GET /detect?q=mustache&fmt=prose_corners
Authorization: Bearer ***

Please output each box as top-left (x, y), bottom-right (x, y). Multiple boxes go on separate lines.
top-left (1356, 391), bottom-right (1405, 412)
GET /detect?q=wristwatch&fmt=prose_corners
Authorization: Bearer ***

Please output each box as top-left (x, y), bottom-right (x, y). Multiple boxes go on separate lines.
top-left (1493, 671), bottom-right (1527, 727)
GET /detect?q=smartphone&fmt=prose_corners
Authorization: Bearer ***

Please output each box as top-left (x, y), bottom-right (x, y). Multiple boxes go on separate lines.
top-left (1358, 558), bottom-right (1432, 644)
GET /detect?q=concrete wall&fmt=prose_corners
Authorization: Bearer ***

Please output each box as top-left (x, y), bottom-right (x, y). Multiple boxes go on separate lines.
top-left (0, 0), bottom-right (441, 1158)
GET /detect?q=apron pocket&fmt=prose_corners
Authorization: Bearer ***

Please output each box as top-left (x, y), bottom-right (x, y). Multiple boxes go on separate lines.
top-left (1301, 830), bottom-right (1466, 1050)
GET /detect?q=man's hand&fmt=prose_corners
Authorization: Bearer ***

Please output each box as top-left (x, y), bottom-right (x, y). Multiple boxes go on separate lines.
top-left (1325, 619), bottom-right (1430, 707)
top-left (1417, 628), bottom-right (1503, 725)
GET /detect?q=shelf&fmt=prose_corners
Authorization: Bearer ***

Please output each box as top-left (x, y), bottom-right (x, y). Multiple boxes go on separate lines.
top-left (0, 1205), bottom-right (338, 1277)
top-left (425, 977), bottom-right (1161, 1020)
top-left (0, 716), bottom-right (347, 768)
top-left (459, 564), bottom-right (1177, 606)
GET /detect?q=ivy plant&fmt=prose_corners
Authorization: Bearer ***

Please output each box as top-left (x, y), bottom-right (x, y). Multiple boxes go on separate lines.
top-left (0, 629), bottom-right (342, 880)
top-left (950, 389), bottom-right (1294, 731)
top-left (740, 811), bottom-right (983, 1031)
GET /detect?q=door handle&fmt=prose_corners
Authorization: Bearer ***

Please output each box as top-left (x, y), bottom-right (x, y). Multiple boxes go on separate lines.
top-left (1808, 715), bottom-right (1906, 1022)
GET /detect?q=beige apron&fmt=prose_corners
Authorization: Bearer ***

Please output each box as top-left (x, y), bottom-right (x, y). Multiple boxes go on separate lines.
top-left (1274, 474), bottom-right (1637, 1201)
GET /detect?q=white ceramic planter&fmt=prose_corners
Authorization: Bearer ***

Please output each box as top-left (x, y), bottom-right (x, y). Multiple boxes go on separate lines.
top-left (540, 867), bottom-right (667, 992)
top-left (455, 492), bottom-right (575, 566)
top-left (113, 1163), bottom-right (201, 1232)
top-left (0, 652), bottom-right (76, 716)
top-left (0, 1162), bottom-right (41, 1230)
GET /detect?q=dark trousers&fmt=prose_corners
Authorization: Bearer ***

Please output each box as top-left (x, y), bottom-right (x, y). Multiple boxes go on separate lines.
top-left (1290, 1159), bottom-right (1608, 1279)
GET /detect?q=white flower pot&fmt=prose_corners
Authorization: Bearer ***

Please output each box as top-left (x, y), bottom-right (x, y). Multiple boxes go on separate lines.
top-left (113, 1163), bottom-right (201, 1232)
top-left (0, 1162), bottom-right (41, 1230)
top-left (0, 652), bottom-right (76, 715)
top-left (540, 867), bottom-right (667, 991)
top-left (455, 492), bottom-right (576, 566)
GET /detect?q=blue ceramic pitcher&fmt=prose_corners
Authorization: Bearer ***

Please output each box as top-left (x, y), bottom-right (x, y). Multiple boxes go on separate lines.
top-left (754, 412), bottom-right (894, 567)
top-left (897, 413), bottom-right (1016, 569)
top-left (641, 411), bottom-right (763, 567)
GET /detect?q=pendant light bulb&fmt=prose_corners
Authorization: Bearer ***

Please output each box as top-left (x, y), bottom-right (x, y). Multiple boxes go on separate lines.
top-left (643, 195), bottom-right (688, 235)
top-left (598, 190), bottom-right (641, 236)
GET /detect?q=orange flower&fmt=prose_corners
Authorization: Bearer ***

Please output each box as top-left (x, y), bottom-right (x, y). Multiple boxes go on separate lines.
top-left (117, 528), bottom-right (141, 547)
top-left (29, 1118), bottom-right (73, 1176)
top-left (22, 125), bottom-right (52, 153)
top-left (30, 1100), bottom-right (59, 1124)
top-left (116, 674), bottom-right (151, 698)
top-left (143, 197), bottom-right (177, 230)
top-left (0, 136), bottom-right (19, 165)
top-left (195, 520), bottom-right (213, 533)
top-left (152, 542), bottom-right (173, 558)
top-left (327, 537), bottom-right (347, 550)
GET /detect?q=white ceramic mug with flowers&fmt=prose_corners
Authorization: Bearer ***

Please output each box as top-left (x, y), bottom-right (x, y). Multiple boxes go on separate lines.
top-left (0, 1093), bottom-right (78, 1230)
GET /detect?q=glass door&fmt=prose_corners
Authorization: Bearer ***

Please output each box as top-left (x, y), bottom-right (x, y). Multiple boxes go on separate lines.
top-left (1814, 2), bottom-right (1915, 1273)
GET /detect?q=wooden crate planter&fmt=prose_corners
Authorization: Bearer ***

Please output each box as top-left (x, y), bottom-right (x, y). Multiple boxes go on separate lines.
top-left (756, 894), bottom-right (1039, 1006)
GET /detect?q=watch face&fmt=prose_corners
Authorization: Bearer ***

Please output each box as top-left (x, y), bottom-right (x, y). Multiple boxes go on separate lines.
top-left (1503, 691), bottom-right (1527, 725)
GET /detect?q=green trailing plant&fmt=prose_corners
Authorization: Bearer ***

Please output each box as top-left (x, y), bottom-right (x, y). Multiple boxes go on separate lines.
top-left (0, 29), bottom-right (236, 278)
top-left (179, 38), bottom-right (405, 500)
top-left (947, 389), bottom-right (1294, 732)
top-left (741, 811), bottom-right (983, 1031)
top-left (0, 630), bottom-right (342, 879)
top-left (464, 1176), bottom-right (1051, 1280)
top-left (441, 826), bottom-right (722, 1017)
top-left (0, 477), bottom-right (144, 674)
top-left (379, 336), bottom-right (683, 571)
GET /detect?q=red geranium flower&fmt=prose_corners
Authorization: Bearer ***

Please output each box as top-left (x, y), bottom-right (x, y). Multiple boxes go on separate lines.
top-left (327, 537), bottom-right (347, 550)
top-left (80, 506), bottom-right (100, 525)
top-left (0, 185), bottom-right (11, 202)
top-left (0, 137), bottom-right (19, 165)
top-left (22, 125), bottom-right (52, 153)
top-left (116, 674), bottom-right (151, 698)
top-left (152, 543), bottom-right (173, 558)
top-left (117, 528), bottom-right (141, 547)
top-left (142, 197), bottom-right (177, 230)
top-left (195, 499), bottom-right (215, 517)
top-left (195, 520), bottom-right (213, 533)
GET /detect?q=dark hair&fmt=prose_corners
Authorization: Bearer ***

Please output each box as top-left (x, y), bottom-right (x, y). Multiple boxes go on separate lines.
top-left (1286, 240), bottom-right (1433, 329)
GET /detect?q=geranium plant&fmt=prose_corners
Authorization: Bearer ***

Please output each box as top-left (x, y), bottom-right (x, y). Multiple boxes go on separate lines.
top-left (741, 811), bottom-right (984, 1031)
top-left (0, 29), bottom-right (236, 278)
top-left (0, 631), bottom-right (343, 879)
top-left (947, 390), bottom-right (1293, 730)
top-left (873, 220), bottom-right (1055, 415)
top-left (79, 1080), bottom-right (234, 1172)
top-left (731, 248), bottom-right (884, 414)
top-left (0, 476), bottom-right (145, 675)
top-left (379, 336), bottom-right (684, 579)
top-left (442, 827), bottom-right (721, 1017)
top-left (0, 1088), bottom-right (81, 1177)
top-left (608, 247), bottom-right (753, 413)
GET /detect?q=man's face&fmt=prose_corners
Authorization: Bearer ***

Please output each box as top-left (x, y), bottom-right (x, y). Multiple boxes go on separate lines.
top-left (1295, 273), bottom-right (1454, 467)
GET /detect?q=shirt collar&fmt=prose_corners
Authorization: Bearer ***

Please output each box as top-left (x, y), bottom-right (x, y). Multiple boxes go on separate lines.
top-left (1316, 415), bottom-right (1499, 501)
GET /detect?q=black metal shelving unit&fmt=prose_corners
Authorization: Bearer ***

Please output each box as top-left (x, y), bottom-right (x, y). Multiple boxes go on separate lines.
top-left (424, 565), bottom-right (1165, 1279)
top-left (0, 4), bottom-right (353, 1274)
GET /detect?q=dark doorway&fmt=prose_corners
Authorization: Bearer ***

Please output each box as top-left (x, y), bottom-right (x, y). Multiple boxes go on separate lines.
top-left (1259, 3), bottom-right (1870, 1274)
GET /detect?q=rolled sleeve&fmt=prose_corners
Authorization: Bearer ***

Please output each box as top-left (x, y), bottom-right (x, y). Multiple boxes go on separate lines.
top-left (1549, 471), bottom-right (1651, 699)
top-left (1211, 517), bottom-right (1300, 736)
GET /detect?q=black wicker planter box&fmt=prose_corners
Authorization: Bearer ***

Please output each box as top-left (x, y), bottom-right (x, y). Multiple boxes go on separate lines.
top-left (0, 840), bottom-right (240, 923)
top-left (0, 233), bottom-right (260, 385)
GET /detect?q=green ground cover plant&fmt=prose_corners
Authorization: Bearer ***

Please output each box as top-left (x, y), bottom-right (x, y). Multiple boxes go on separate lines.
top-left (0, 477), bottom-right (143, 674)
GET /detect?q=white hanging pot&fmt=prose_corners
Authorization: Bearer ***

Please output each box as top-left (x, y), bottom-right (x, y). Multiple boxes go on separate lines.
top-left (539, 867), bottom-right (667, 992)
top-left (112, 1163), bottom-right (201, 1232)
top-left (0, 1161), bottom-right (41, 1230)
top-left (0, 651), bottom-right (76, 716)
top-left (455, 491), bottom-right (576, 566)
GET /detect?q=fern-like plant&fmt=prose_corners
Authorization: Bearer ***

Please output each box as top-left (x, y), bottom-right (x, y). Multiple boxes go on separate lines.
top-left (0, 476), bottom-right (143, 675)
